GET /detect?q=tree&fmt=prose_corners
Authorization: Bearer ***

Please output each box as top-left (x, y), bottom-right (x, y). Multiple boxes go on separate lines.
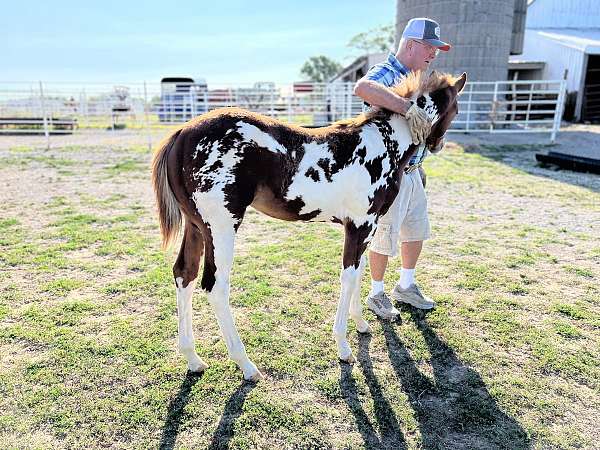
top-left (300, 55), bottom-right (343, 82)
top-left (347, 23), bottom-right (395, 54)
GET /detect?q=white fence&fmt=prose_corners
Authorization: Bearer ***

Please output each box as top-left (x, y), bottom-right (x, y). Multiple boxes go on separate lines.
top-left (0, 79), bottom-right (566, 143)
top-left (455, 79), bottom-right (567, 142)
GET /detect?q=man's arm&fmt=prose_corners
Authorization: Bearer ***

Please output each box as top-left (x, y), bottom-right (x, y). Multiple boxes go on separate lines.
top-left (354, 77), bottom-right (432, 145)
top-left (353, 78), bottom-right (412, 115)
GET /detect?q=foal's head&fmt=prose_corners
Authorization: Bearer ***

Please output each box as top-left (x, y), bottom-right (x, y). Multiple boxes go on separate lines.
top-left (391, 70), bottom-right (467, 148)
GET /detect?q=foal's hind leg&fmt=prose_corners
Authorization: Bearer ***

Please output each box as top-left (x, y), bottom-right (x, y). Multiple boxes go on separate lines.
top-left (173, 223), bottom-right (208, 372)
top-left (333, 223), bottom-right (371, 363)
top-left (201, 219), bottom-right (262, 382)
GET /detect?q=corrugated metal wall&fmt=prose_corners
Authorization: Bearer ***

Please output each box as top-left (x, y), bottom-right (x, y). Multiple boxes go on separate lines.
top-left (521, 31), bottom-right (584, 92)
top-left (519, 30), bottom-right (586, 120)
top-left (395, 0), bottom-right (516, 81)
top-left (526, 0), bottom-right (600, 29)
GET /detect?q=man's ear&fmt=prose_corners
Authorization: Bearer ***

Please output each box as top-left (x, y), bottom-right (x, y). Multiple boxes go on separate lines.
top-left (454, 72), bottom-right (467, 94)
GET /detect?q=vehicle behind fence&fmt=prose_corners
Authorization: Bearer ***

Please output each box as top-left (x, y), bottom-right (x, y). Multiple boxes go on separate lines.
top-left (0, 78), bottom-right (566, 143)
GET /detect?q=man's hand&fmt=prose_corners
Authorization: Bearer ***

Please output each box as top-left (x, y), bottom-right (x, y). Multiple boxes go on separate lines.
top-left (428, 136), bottom-right (445, 154)
top-left (405, 103), bottom-right (432, 145)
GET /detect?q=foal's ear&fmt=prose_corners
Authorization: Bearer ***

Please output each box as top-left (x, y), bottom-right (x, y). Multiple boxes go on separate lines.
top-left (454, 72), bottom-right (467, 94)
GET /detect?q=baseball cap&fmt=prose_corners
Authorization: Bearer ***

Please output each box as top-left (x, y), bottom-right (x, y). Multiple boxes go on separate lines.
top-left (402, 18), bottom-right (451, 51)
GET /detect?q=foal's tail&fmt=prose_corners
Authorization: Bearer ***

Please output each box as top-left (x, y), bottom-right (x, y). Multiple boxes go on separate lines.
top-left (151, 129), bottom-right (183, 249)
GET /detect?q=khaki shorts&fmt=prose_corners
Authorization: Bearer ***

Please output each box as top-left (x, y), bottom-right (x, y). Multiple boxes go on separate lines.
top-left (369, 170), bottom-right (430, 257)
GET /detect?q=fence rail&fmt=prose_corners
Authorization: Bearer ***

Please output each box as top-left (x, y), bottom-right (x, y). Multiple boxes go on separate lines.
top-left (0, 79), bottom-right (566, 146)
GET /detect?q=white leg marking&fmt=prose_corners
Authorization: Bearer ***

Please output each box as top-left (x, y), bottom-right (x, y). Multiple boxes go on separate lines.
top-left (207, 226), bottom-right (262, 382)
top-left (333, 265), bottom-right (360, 363)
top-left (349, 256), bottom-right (372, 334)
top-left (191, 192), bottom-right (261, 381)
top-left (176, 277), bottom-right (208, 372)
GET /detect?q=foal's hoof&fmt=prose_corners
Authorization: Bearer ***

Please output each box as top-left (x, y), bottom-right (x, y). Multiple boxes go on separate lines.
top-left (339, 353), bottom-right (356, 364)
top-left (356, 320), bottom-right (372, 334)
top-left (242, 361), bottom-right (264, 382)
top-left (188, 359), bottom-right (209, 373)
top-left (244, 369), bottom-right (264, 383)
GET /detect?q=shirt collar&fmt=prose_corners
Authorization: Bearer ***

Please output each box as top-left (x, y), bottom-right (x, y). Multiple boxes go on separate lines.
top-left (387, 53), bottom-right (410, 76)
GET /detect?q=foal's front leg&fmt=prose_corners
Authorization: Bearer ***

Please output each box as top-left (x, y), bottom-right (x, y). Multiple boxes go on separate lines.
top-left (349, 255), bottom-right (372, 334)
top-left (333, 224), bottom-right (370, 363)
top-left (333, 263), bottom-right (360, 363)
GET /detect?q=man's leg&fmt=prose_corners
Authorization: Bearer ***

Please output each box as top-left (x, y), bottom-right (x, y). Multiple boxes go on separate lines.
top-left (390, 171), bottom-right (435, 309)
top-left (398, 240), bottom-right (422, 289)
top-left (401, 240), bottom-right (422, 269)
top-left (365, 183), bottom-right (407, 319)
top-left (369, 250), bottom-right (388, 283)
top-left (366, 248), bottom-right (399, 319)
top-left (393, 239), bottom-right (434, 308)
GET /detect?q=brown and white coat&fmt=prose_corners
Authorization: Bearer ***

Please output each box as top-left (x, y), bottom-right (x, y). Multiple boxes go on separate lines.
top-left (152, 71), bottom-right (466, 381)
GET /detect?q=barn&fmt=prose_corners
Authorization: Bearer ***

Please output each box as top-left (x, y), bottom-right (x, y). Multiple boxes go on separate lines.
top-left (515, 0), bottom-right (600, 122)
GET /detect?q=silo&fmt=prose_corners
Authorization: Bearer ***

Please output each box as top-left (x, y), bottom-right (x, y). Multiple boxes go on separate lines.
top-left (395, 0), bottom-right (519, 81)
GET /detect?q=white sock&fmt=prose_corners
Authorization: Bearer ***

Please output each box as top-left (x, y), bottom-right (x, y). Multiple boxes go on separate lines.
top-left (370, 279), bottom-right (384, 297)
top-left (399, 268), bottom-right (415, 289)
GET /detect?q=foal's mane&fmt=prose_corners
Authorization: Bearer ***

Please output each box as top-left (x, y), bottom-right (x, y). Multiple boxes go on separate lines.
top-left (333, 71), bottom-right (460, 129)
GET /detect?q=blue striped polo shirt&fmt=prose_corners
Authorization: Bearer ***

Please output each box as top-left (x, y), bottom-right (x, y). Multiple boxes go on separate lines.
top-left (362, 52), bottom-right (426, 166)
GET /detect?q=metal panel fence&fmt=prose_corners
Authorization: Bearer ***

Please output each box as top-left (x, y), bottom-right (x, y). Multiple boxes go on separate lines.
top-left (455, 79), bottom-right (567, 142)
top-left (0, 79), bottom-right (566, 144)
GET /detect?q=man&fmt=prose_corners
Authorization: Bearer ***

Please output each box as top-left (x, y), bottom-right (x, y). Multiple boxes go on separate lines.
top-left (353, 17), bottom-right (451, 318)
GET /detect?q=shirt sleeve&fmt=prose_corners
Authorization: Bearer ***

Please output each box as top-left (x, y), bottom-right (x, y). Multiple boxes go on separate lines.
top-left (364, 63), bottom-right (396, 88)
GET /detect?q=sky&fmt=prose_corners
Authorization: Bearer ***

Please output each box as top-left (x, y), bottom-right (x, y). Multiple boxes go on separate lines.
top-left (2, 1), bottom-right (395, 85)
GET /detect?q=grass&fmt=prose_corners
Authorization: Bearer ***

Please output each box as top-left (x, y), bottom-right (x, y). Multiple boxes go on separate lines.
top-left (0, 138), bottom-right (598, 449)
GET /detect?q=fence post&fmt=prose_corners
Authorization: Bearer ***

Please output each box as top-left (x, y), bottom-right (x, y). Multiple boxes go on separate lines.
top-left (525, 85), bottom-right (533, 129)
top-left (39, 81), bottom-right (50, 150)
top-left (489, 81), bottom-right (498, 132)
top-left (510, 71), bottom-right (518, 123)
top-left (551, 79), bottom-right (567, 144)
top-left (189, 90), bottom-right (195, 119)
top-left (465, 83), bottom-right (472, 132)
top-left (80, 88), bottom-right (88, 128)
top-left (144, 81), bottom-right (152, 151)
top-left (29, 84), bottom-right (36, 116)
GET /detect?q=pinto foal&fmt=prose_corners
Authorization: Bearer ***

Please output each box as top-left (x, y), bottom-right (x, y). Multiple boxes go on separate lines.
top-left (152, 71), bottom-right (466, 381)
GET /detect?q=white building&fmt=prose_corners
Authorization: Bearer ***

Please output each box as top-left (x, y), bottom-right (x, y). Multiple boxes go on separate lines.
top-left (513, 0), bottom-right (600, 121)
top-left (329, 53), bottom-right (386, 83)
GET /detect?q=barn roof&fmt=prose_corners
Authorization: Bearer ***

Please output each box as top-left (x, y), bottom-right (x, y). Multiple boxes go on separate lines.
top-left (533, 28), bottom-right (600, 54)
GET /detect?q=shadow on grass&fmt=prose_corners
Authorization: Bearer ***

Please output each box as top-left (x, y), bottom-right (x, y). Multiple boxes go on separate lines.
top-left (159, 372), bottom-right (256, 450)
top-left (207, 380), bottom-right (257, 450)
top-left (159, 371), bottom-right (203, 450)
top-left (380, 308), bottom-right (531, 449)
top-left (339, 334), bottom-right (408, 449)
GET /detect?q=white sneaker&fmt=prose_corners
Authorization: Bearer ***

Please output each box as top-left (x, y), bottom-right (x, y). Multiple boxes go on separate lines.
top-left (391, 284), bottom-right (436, 309)
top-left (367, 291), bottom-right (400, 320)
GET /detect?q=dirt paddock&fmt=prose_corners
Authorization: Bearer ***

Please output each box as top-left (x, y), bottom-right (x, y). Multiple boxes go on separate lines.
top-left (0, 123), bottom-right (598, 448)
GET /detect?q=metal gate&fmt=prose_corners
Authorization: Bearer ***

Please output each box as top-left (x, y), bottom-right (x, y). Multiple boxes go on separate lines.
top-left (0, 79), bottom-right (566, 145)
